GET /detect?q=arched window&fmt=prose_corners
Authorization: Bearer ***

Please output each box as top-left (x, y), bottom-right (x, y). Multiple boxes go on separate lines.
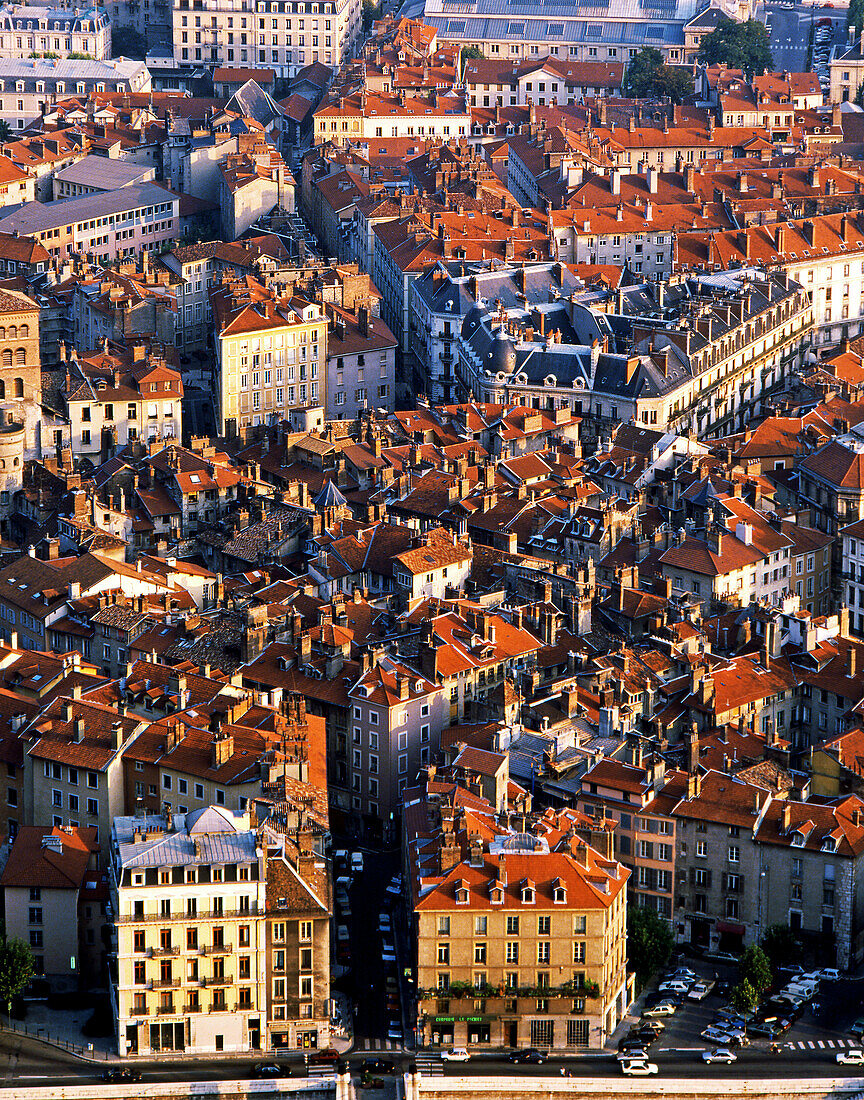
top-left (2, 351), bottom-right (11, 368)
top-left (0, 327), bottom-right (7, 340)
top-left (12, 457), bottom-right (19, 467)
top-left (18, 324), bottom-right (27, 338)
top-left (15, 349), bottom-right (25, 366)
top-left (8, 326), bottom-right (16, 340)
top-left (14, 378), bottom-right (23, 398)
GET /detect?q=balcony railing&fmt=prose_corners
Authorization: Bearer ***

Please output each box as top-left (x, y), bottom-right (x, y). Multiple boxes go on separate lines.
top-left (156, 1004), bottom-right (176, 1015)
top-left (149, 946), bottom-right (179, 958)
top-left (184, 1003), bottom-right (202, 1013)
top-left (201, 975), bottom-right (233, 987)
top-left (116, 906), bottom-right (259, 924)
top-left (151, 978), bottom-right (180, 990)
top-left (200, 944), bottom-right (232, 955)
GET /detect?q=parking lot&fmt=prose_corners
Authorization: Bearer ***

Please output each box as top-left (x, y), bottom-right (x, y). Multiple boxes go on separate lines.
top-left (616, 955), bottom-right (864, 1071)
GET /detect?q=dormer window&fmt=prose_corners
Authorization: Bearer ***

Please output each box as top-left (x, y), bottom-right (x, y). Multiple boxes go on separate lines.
top-left (821, 836), bottom-right (838, 853)
top-left (455, 879), bottom-right (470, 904)
top-left (489, 879), bottom-right (504, 904)
top-left (520, 880), bottom-right (535, 905)
top-left (553, 878), bottom-right (567, 904)
top-left (791, 832), bottom-right (805, 847)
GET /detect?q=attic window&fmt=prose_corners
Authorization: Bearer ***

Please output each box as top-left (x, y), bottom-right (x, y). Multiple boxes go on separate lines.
top-left (821, 836), bottom-right (837, 853)
top-left (791, 832), bottom-right (805, 847)
top-left (553, 881), bottom-right (567, 904)
top-left (189, 474), bottom-right (201, 483)
top-left (490, 884), bottom-right (504, 904)
top-left (455, 880), bottom-right (470, 904)
top-left (520, 883), bottom-right (536, 905)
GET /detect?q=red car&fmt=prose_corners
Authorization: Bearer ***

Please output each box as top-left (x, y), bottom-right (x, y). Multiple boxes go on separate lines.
top-left (309, 1048), bottom-right (341, 1065)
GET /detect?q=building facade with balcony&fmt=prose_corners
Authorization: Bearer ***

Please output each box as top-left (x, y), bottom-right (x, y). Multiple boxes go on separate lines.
top-left (109, 806), bottom-right (269, 1056)
top-left (456, 270), bottom-right (813, 444)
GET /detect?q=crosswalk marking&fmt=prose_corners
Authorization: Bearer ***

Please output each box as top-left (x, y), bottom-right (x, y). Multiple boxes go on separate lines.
top-left (415, 1054), bottom-right (444, 1077)
top-left (828, 1040), bottom-right (836, 1047)
top-left (818, 1041), bottom-right (826, 1048)
top-left (357, 1038), bottom-right (401, 1051)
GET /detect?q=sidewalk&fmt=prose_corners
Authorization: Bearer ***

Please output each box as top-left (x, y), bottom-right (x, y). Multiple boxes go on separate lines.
top-left (2, 1002), bottom-right (114, 1062)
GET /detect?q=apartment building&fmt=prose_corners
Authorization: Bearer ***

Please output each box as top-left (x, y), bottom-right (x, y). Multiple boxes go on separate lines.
top-left (0, 824), bottom-right (102, 987)
top-left (414, 604), bottom-right (542, 725)
top-left (211, 277), bottom-right (326, 436)
top-left (410, 793), bottom-right (630, 1050)
top-left (0, 286), bottom-right (41, 465)
top-left (0, 57), bottom-right (148, 129)
top-left (314, 89), bottom-right (471, 145)
top-left (109, 806), bottom-right (268, 1055)
top-left (410, 261), bottom-right (584, 406)
top-left (463, 56), bottom-right (623, 108)
top-left (171, 0), bottom-right (358, 75)
top-left (799, 430), bottom-right (864, 544)
top-left (324, 302), bottom-right (396, 420)
top-left (0, 4), bottom-right (110, 59)
top-left (20, 693), bottom-right (146, 847)
top-left (457, 270), bottom-right (813, 443)
top-left (677, 207), bottom-right (864, 347)
top-left (263, 826), bottom-right (331, 1051)
top-left (0, 184), bottom-right (179, 264)
top-left (63, 346), bottom-right (183, 464)
top-left (345, 655), bottom-right (445, 840)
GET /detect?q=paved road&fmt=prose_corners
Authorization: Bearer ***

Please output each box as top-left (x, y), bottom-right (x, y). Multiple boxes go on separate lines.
top-left (763, 2), bottom-right (843, 75)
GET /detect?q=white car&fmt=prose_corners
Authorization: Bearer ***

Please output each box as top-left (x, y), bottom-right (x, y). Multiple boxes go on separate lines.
top-left (659, 979), bottom-right (691, 994)
top-left (688, 980), bottom-right (714, 1001)
top-left (621, 1060), bottom-right (658, 1076)
top-left (442, 1048), bottom-right (470, 1062)
top-left (351, 852), bottom-right (364, 873)
top-left (643, 1002), bottom-right (677, 1018)
top-left (702, 1026), bottom-right (734, 1044)
top-left (616, 1048), bottom-right (648, 1061)
top-left (820, 968), bottom-right (841, 982)
top-left (702, 1048), bottom-right (737, 1064)
top-left (837, 1049), bottom-right (864, 1066)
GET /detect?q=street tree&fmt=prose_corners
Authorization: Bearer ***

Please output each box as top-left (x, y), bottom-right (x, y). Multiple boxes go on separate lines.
top-left (697, 18), bottom-right (774, 75)
top-left (0, 938), bottom-right (33, 1016)
top-left (730, 977), bottom-right (759, 1013)
top-left (761, 924), bottom-right (798, 971)
top-left (739, 943), bottom-right (772, 994)
top-left (627, 905), bottom-right (674, 984)
top-left (623, 47), bottom-right (694, 102)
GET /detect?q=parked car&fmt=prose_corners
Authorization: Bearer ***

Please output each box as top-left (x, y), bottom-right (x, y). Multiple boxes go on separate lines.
top-left (616, 1046), bottom-right (648, 1061)
top-left (837, 1049), bottom-right (864, 1065)
top-left (102, 1069), bottom-right (142, 1083)
top-left (702, 1025), bottom-right (736, 1044)
top-left (820, 968), bottom-right (841, 982)
top-left (252, 1064), bottom-right (286, 1079)
top-left (309, 1048), bottom-right (341, 1065)
top-left (351, 851), bottom-right (364, 873)
top-left (359, 1059), bottom-right (393, 1075)
top-left (509, 1048), bottom-right (546, 1064)
top-left (850, 1017), bottom-right (864, 1038)
top-left (702, 1048), bottom-right (737, 1064)
top-left (638, 1019), bottom-right (666, 1034)
top-left (703, 950), bottom-right (740, 964)
top-left (643, 1001), bottom-right (678, 1018)
top-left (442, 1048), bottom-right (471, 1062)
top-left (659, 979), bottom-right (692, 995)
top-left (688, 980), bottom-right (715, 1001)
top-left (620, 1059), bottom-right (658, 1076)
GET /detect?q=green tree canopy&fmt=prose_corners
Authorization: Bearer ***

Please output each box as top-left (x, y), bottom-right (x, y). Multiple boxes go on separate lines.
top-left (761, 924), bottom-right (798, 971)
top-left (623, 47), bottom-right (694, 103)
top-left (739, 943), bottom-right (772, 994)
top-left (461, 45), bottom-right (485, 61)
top-left (697, 17), bottom-right (774, 76)
top-left (111, 26), bottom-right (147, 59)
top-left (730, 977), bottom-right (759, 1013)
top-left (0, 938), bottom-right (33, 1015)
top-left (627, 905), bottom-right (674, 983)
top-left (0, 120), bottom-right (11, 144)
top-left (849, 0), bottom-right (864, 37)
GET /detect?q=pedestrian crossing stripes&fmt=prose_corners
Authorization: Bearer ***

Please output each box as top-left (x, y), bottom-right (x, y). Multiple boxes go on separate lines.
top-left (786, 1039), bottom-right (860, 1050)
top-left (414, 1055), bottom-right (444, 1077)
top-left (356, 1038), bottom-right (403, 1051)
top-left (307, 1066), bottom-right (339, 1080)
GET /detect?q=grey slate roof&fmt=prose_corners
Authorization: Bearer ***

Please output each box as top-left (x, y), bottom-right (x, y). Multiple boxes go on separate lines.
top-left (0, 183), bottom-right (178, 234)
top-left (113, 808), bottom-right (258, 869)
